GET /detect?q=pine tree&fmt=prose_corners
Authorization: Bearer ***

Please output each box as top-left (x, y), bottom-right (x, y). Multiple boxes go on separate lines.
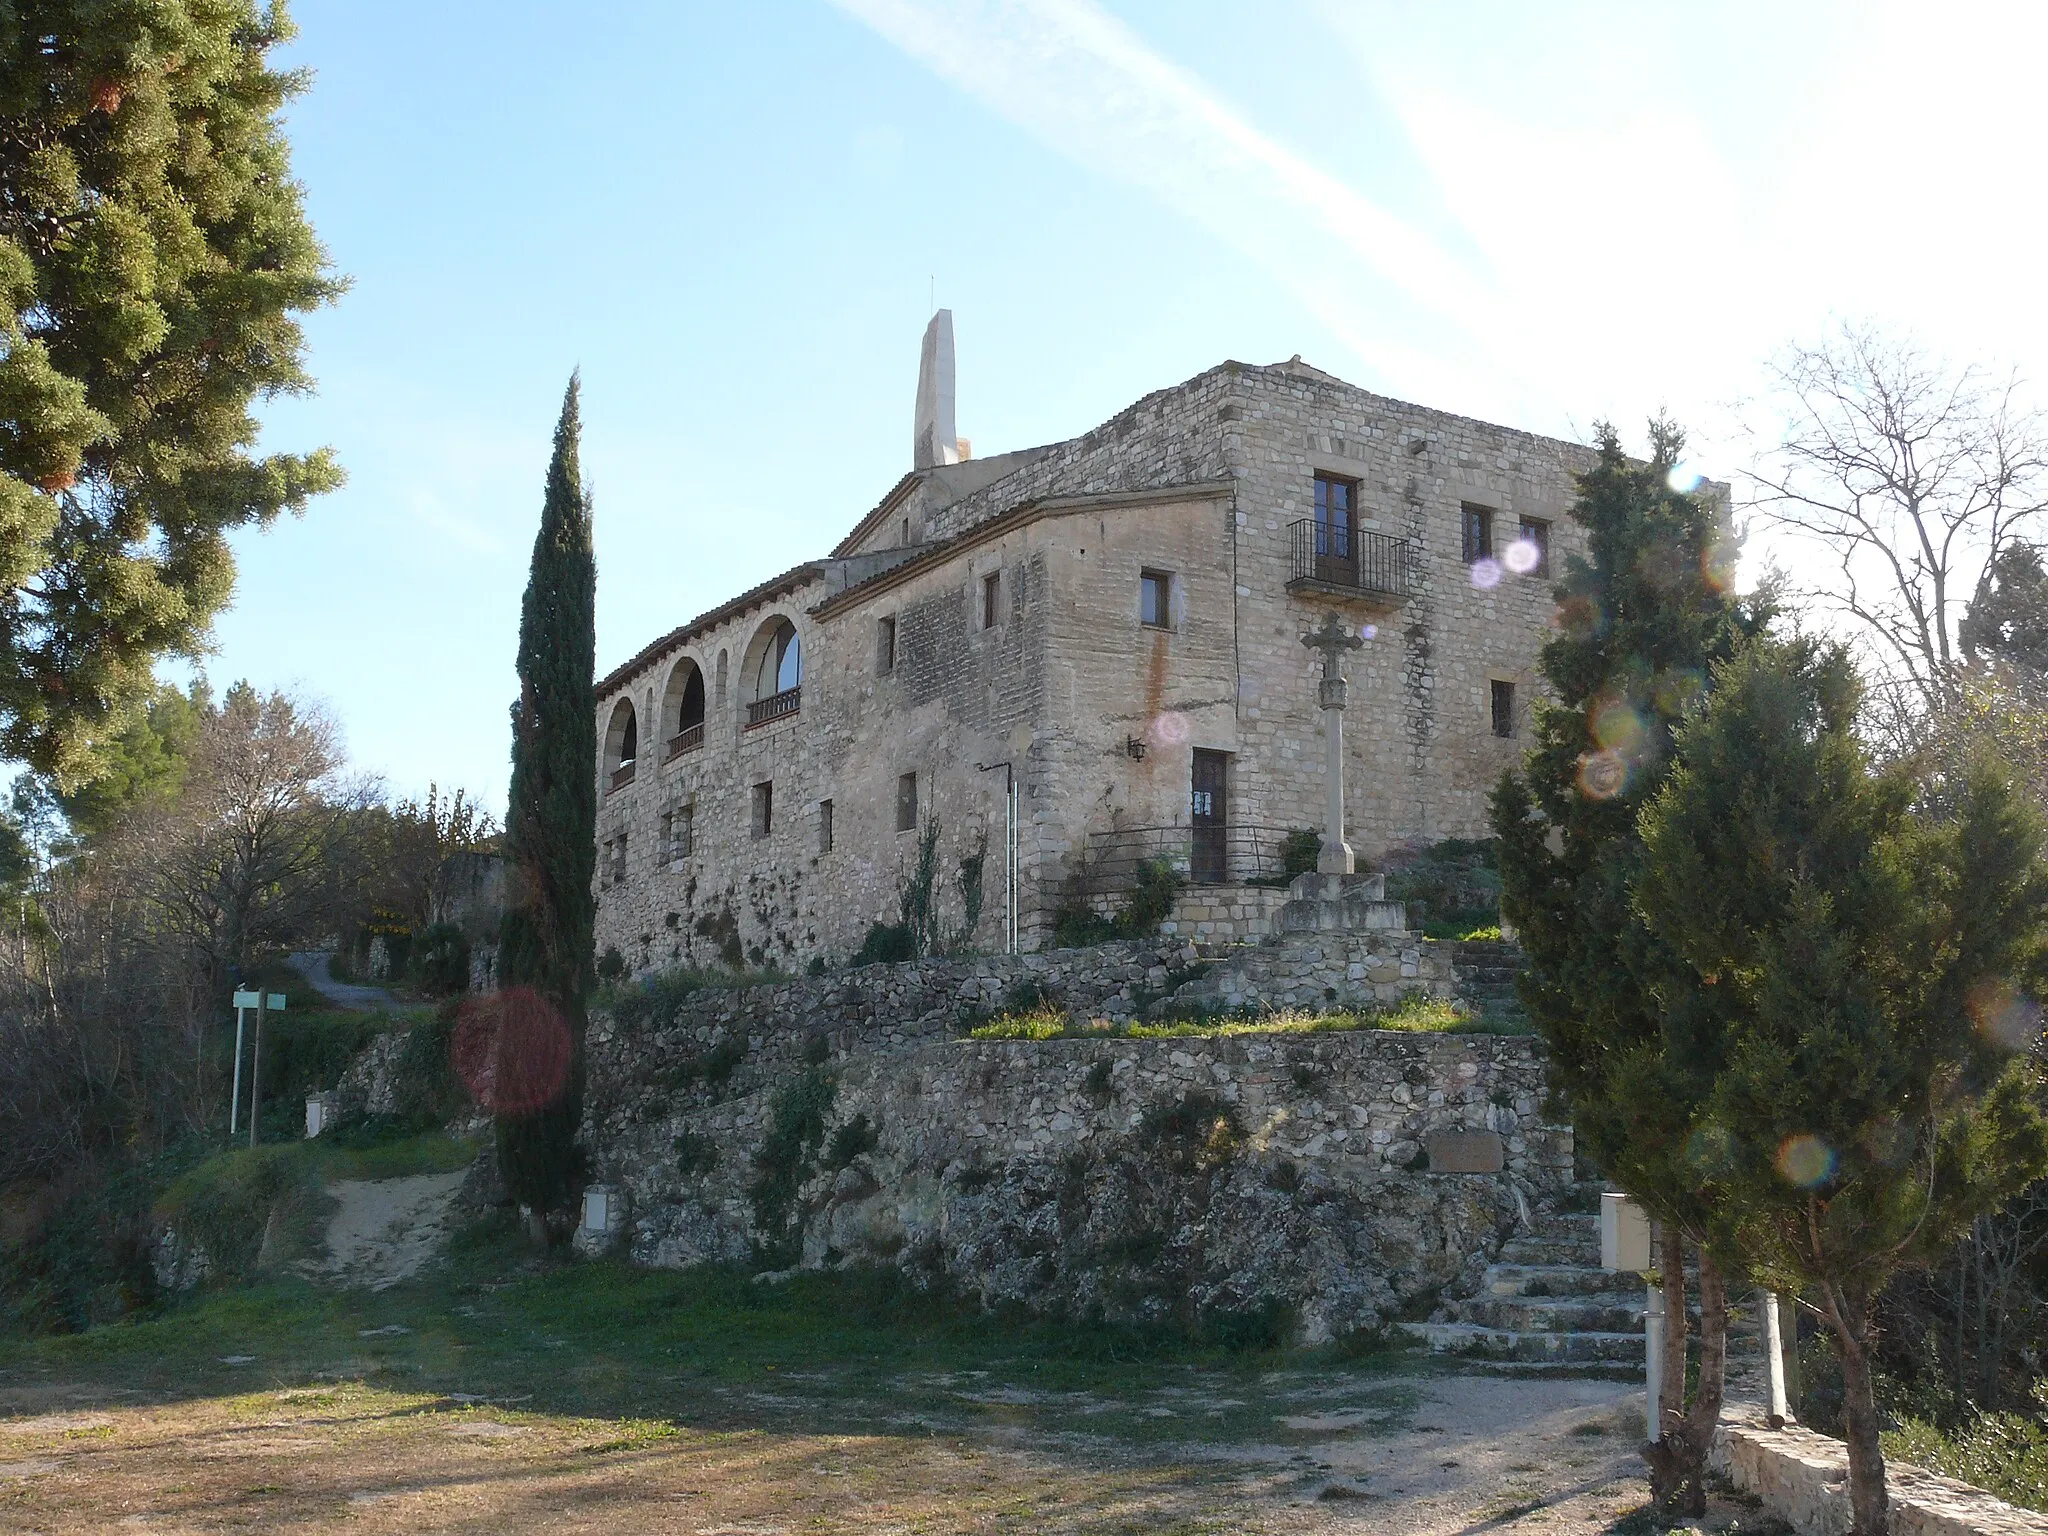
top-left (1490, 420), bottom-right (1763, 1512)
top-left (0, 2), bottom-right (344, 786)
top-left (495, 376), bottom-right (597, 1233)
top-left (1637, 635), bottom-right (2048, 1536)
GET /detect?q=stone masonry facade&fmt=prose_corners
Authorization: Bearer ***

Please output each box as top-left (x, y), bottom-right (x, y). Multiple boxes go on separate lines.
top-left (592, 346), bottom-right (1595, 974)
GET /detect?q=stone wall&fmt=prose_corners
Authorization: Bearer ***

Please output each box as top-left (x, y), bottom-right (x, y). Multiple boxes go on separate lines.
top-left (1711, 1417), bottom-right (2048, 1536)
top-left (586, 1014), bottom-right (1567, 1344)
top-left (569, 932), bottom-right (1560, 1342)
top-left (1157, 885), bottom-right (1290, 942)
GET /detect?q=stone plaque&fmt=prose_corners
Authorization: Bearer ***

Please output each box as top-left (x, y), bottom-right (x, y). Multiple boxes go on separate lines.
top-left (1424, 1130), bottom-right (1503, 1173)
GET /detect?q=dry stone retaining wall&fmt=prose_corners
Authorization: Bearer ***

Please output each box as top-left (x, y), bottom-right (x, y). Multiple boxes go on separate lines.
top-left (577, 936), bottom-right (1566, 1343)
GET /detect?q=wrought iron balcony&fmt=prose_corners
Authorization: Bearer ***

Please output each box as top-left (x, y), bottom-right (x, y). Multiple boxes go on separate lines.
top-left (745, 686), bottom-right (801, 728)
top-left (1287, 520), bottom-right (1414, 601)
top-left (1079, 822), bottom-right (1304, 891)
top-left (608, 760), bottom-right (636, 793)
top-left (664, 721), bottom-right (705, 761)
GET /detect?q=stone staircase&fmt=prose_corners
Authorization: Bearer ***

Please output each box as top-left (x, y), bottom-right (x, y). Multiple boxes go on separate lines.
top-left (1402, 1202), bottom-right (1649, 1371)
top-left (1451, 939), bottom-right (1529, 1029)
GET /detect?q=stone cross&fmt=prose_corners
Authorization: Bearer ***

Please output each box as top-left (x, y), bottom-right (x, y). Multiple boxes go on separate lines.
top-left (1302, 611), bottom-right (1365, 875)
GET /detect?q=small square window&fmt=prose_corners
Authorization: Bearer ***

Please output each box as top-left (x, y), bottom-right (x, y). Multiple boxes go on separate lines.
top-left (896, 771), bottom-right (918, 832)
top-left (1491, 680), bottom-right (1516, 739)
top-left (1517, 517), bottom-right (1550, 577)
top-left (819, 798), bottom-right (834, 854)
top-left (1140, 569), bottom-right (1173, 629)
top-left (1462, 503), bottom-right (1495, 562)
top-left (751, 781), bottom-right (773, 838)
top-left (607, 833), bottom-right (628, 885)
top-left (877, 615), bottom-right (896, 675)
top-left (982, 571), bottom-right (1001, 630)
top-left (663, 803), bottom-right (694, 862)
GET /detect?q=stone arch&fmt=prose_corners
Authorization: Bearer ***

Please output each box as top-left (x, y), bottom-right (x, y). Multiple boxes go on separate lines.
top-left (604, 697), bottom-right (638, 785)
top-left (741, 615), bottom-right (802, 705)
top-left (661, 655), bottom-right (707, 752)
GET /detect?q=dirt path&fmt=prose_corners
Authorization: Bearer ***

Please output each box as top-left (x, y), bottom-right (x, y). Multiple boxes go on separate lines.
top-left (0, 1375), bottom-right (1747, 1535)
top-left (297, 1173), bottom-right (469, 1291)
top-left (286, 951), bottom-right (401, 1012)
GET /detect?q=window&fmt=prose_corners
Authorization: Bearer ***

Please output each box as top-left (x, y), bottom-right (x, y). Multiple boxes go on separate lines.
top-left (606, 833), bottom-right (628, 885)
top-left (662, 803), bottom-right (694, 862)
top-left (819, 798), bottom-right (834, 853)
top-left (1140, 569), bottom-right (1172, 629)
top-left (981, 570), bottom-right (1001, 630)
top-left (1314, 473), bottom-right (1357, 558)
top-left (1491, 680), bottom-right (1516, 739)
top-left (1516, 517), bottom-right (1551, 577)
top-left (877, 615), bottom-right (896, 675)
top-left (1462, 503), bottom-right (1495, 562)
top-left (896, 771), bottom-right (918, 832)
top-left (901, 516), bottom-right (911, 545)
top-left (751, 781), bottom-right (773, 838)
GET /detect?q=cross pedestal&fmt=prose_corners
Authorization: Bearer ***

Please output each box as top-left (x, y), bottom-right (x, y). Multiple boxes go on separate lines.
top-left (1302, 611), bottom-right (1364, 875)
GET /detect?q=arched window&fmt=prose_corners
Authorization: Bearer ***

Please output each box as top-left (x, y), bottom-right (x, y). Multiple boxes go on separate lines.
top-left (604, 698), bottom-right (638, 790)
top-left (662, 658), bottom-right (706, 758)
top-left (743, 617), bottom-right (802, 726)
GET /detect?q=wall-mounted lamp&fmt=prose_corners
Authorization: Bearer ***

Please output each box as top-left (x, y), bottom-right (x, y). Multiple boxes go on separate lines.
top-left (1124, 736), bottom-right (1147, 761)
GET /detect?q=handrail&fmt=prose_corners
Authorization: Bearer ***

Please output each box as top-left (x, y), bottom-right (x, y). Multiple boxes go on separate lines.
top-left (746, 686), bottom-right (801, 728)
top-left (608, 761), bottom-right (636, 792)
top-left (1077, 822), bottom-right (1307, 892)
top-left (1287, 520), bottom-right (1414, 599)
top-left (664, 721), bottom-right (705, 760)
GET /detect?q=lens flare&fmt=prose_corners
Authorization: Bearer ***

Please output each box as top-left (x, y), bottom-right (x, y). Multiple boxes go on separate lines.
top-left (1149, 710), bottom-right (1191, 746)
top-left (1968, 980), bottom-right (2042, 1051)
top-left (1666, 463), bottom-right (1703, 493)
top-left (1469, 557), bottom-right (1503, 590)
top-left (1776, 1134), bottom-right (1836, 1189)
top-left (1701, 529), bottom-right (1739, 592)
top-left (1502, 538), bottom-right (1542, 575)
top-left (1652, 668), bottom-right (1705, 718)
top-left (1360, 623), bottom-right (1378, 641)
top-left (1590, 697), bottom-right (1646, 756)
top-left (453, 986), bottom-right (573, 1116)
top-left (1576, 749), bottom-right (1629, 800)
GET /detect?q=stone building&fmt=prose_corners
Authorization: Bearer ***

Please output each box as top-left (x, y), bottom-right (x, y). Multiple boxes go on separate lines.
top-left (592, 314), bottom-right (1593, 974)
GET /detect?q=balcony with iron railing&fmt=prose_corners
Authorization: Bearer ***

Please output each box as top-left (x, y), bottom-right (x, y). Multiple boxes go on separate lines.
top-left (664, 721), bottom-right (705, 761)
top-left (745, 686), bottom-right (801, 728)
top-left (1077, 823), bottom-right (1305, 894)
top-left (1287, 520), bottom-right (1414, 601)
top-left (608, 760), bottom-right (636, 793)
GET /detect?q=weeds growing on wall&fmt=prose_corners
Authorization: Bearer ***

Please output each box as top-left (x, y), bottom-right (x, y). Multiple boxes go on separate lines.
top-left (748, 1068), bottom-right (836, 1265)
top-left (1052, 858), bottom-right (1186, 947)
top-left (966, 994), bottom-right (1476, 1040)
top-left (672, 1128), bottom-right (719, 1179)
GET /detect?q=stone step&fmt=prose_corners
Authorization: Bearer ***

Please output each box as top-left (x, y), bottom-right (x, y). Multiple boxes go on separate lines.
top-left (1452, 941), bottom-right (1523, 961)
top-left (1482, 1263), bottom-right (1648, 1298)
top-left (1455, 1295), bottom-right (1646, 1333)
top-left (1457, 966), bottom-right (1523, 985)
top-left (1400, 1321), bottom-right (1647, 1366)
top-left (1497, 1234), bottom-right (1602, 1266)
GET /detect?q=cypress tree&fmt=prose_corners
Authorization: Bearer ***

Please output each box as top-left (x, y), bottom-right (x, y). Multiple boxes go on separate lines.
top-left (1490, 420), bottom-right (1763, 1512)
top-left (496, 375), bottom-right (597, 1232)
top-left (1637, 635), bottom-right (2048, 1536)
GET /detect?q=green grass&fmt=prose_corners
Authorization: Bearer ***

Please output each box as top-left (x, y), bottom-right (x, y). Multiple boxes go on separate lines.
top-left (967, 994), bottom-right (1477, 1041)
top-left (0, 1220), bottom-right (1427, 1450)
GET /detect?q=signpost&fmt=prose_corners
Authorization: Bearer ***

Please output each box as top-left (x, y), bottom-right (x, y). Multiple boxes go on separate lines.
top-left (230, 988), bottom-right (285, 1144)
top-left (1600, 1191), bottom-right (1658, 1442)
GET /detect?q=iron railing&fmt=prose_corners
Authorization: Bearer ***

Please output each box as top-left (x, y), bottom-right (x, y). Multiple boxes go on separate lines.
top-left (1076, 823), bottom-right (1304, 894)
top-left (1287, 519), bottom-right (1414, 599)
top-left (608, 761), bottom-right (636, 793)
top-left (664, 721), bottom-right (705, 761)
top-left (745, 686), bottom-right (800, 728)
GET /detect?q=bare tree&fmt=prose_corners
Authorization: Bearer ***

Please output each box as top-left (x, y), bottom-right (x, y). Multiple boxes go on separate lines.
top-left (1748, 324), bottom-right (2048, 714)
top-left (123, 683), bottom-right (363, 991)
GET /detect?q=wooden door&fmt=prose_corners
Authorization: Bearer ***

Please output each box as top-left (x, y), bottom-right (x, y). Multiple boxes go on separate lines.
top-left (1191, 750), bottom-right (1228, 885)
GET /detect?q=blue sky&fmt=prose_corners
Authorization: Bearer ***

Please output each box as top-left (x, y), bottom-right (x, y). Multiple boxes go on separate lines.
top-left (219, 0), bottom-right (2048, 811)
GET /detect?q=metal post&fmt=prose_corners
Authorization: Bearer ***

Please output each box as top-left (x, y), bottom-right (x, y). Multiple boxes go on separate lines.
top-left (1764, 1290), bottom-right (1791, 1424)
top-left (1644, 1278), bottom-right (1666, 1443)
top-left (229, 1002), bottom-right (246, 1136)
top-left (248, 991), bottom-right (264, 1149)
